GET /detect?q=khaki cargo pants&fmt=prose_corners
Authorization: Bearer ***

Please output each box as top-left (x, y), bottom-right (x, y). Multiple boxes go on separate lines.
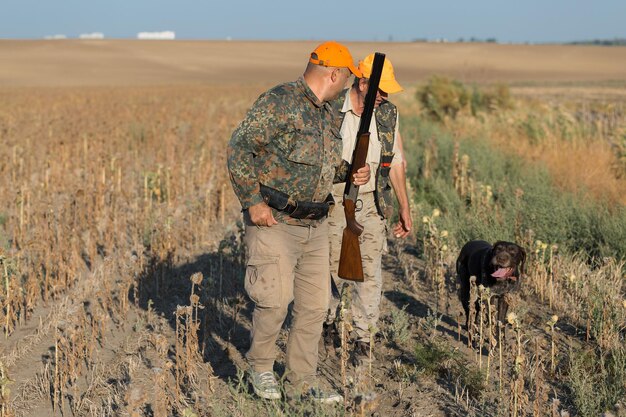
top-left (244, 220), bottom-right (330, 388)
top-left (327, 189), bottom-right (386, 342)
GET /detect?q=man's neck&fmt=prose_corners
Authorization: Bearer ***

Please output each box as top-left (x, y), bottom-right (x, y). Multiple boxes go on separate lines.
top-left (350, 86), bottom-right (364, 116)
top-left (303, 73), bottom-right (326, 103)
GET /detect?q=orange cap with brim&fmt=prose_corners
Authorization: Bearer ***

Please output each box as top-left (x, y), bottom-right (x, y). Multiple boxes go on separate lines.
top-left (309, 41), bottom-right (362, 78)
top-left (358, 54), bottom-right (403, 94)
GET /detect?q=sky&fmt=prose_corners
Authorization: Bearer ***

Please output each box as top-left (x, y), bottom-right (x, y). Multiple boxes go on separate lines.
top-left (2, 0), bottom-right (625, 43)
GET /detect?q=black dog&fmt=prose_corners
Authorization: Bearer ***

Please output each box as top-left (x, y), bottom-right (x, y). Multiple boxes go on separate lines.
top-left (457, 240), bottom-right (526, 332)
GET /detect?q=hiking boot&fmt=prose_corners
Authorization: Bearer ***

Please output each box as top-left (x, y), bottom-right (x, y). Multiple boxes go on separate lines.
top-left (249, 370), bottom-right (281, 400)
top-left (303, 387), bottom-right (343, 404)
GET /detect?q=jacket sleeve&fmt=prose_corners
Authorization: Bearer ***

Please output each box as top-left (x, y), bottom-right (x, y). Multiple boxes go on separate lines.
top-left (227, 93), bottom-right (277, 209)
top-left (333, 159), bottom-right (350, 183)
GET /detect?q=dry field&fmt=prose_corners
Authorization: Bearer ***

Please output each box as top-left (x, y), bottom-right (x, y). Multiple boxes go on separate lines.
top-left (3, 40), bottom-right (626, 88)
top-left (0, 41), bottom-right (625, 417)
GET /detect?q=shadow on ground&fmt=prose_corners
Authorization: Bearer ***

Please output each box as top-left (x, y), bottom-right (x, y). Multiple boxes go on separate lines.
top-left (131, 226), bottom-right (252, 383)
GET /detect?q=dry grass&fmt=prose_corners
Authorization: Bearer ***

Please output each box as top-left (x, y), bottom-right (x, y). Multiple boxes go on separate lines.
top-left (484, 99), bottom-right (626, 206)
top-left (0, 84), bottom-right (256, 416)
top-left (517, 139), bottom-right (624, 204)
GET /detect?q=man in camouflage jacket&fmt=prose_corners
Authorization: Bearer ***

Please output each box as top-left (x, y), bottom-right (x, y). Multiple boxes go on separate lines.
top-left (325, 54), bottom-right (412, 363)
top-left (227, 41), bottom-right (369, 402)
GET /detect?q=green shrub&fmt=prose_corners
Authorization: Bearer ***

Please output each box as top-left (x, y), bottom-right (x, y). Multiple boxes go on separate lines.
top-left (488, 84), bottom-right (514, 110)
top-left (414, 340), bottom-right (453, 376)
top-left (471, 83), bottom-right (513, 115)
top-left (414, 340), bottom-right (485, 399)
top-left (567, 347), bottom-right (626, 417)
top-left (519, 112), bottom-right (546, 144)
top-left (417, 77), bottom-right (513, 121)
top-left (383, 305), bottom-right (412, 345)
top-left (417, 76), bottom-right (469, 121)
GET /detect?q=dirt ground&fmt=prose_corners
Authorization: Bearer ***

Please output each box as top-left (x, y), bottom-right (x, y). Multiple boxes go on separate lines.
top-left (2, 223), bottom-right (571, 416)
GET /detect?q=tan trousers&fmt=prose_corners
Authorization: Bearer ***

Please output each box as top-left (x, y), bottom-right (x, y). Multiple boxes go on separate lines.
top-left (244, 220), bottom-right (330, 388)
top-left (327, 189), bottom-right (386, 342)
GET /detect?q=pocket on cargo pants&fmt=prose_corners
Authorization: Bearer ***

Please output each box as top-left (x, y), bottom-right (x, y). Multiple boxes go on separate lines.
top-left (245, 256), bottom-right (281, 308)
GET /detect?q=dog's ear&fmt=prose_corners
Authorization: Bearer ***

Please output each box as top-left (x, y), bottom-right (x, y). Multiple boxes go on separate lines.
top-left (492, 241), bottom-right (506, 249)
top-left (518, 245), bottom-right (527, 277)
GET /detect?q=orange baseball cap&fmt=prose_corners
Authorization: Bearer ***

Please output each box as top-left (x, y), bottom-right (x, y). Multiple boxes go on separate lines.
top-left (309, 41), bottom-right (362, 77)
top-left (358, 54), bottom-right (403, 94)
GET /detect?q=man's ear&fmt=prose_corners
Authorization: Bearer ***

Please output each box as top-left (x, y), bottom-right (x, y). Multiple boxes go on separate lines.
top-left (358, 78), bottom-right (369, 93)
top-left (330, 67), bottom-right (340, 83)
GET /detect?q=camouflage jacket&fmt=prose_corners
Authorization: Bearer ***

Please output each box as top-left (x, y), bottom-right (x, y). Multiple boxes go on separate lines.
top-left (331, 90), bottom-right (398, 219)
top-left (227, 77), bottom-right (342, 226)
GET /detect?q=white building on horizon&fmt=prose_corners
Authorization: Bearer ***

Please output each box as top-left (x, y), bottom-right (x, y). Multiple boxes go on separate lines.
top-left (79, 32), bottom-right (104, 39)
top-left (44, 34), bottom-right (67, 40)
top-left (137, 31), bottom-right (175, 40)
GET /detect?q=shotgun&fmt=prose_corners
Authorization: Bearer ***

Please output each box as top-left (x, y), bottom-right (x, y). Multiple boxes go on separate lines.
top-left (338, 52), bottom-right (386, 281)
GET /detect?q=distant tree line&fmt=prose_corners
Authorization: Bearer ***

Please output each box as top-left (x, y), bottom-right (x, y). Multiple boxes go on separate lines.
top-left (410, 37), bottom-right (498, 43)
top-left (456, 37), bottom-right (497, 43)
top-left (407, 37), bottom-right (626, 46)
top-left (568, 38), bottom-right (626, 46)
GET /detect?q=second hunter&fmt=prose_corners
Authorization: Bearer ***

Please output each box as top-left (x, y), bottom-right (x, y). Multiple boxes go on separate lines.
top-left (325, 54), bottom-right (412, 363)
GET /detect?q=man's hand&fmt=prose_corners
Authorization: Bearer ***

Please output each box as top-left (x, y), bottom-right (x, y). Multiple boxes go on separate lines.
top-left (248, 201), bottom-right (278, 227)
top-left (393, 206), bottom-right (412, 239)
top-left (389, 162), bottom-right (411, 239)
top-left (352, 163), bottom-right (371, 186)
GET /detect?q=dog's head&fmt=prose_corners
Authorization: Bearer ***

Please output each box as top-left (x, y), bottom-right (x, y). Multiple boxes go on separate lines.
top-left (489, 241), bottom-right (526, 282)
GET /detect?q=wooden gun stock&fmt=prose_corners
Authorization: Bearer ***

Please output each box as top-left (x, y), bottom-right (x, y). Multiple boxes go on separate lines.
top-left (344, 131), bottom-right (370, 238)
top-left (337, 132), bottom-right (369, 281)
top-left (338, 198), bottom-right (364, 281)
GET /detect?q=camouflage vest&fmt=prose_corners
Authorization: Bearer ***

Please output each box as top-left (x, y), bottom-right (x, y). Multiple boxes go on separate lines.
top-left (331, 90), bottom-right (397, 219)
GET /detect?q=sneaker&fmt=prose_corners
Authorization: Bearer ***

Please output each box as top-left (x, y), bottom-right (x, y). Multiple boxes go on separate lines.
top-left (304, 387), bottom-right (343, 404)
top-left (249, 370), bottom-right (281, 400)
